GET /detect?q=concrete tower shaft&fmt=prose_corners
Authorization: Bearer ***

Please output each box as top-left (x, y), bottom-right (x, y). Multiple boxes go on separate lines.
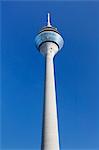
top-left (41, 42), bottom-right (59, 150)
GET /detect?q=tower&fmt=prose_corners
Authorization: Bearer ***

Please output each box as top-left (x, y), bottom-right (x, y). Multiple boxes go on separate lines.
top-left (35, 13), bottom-right (64, 150)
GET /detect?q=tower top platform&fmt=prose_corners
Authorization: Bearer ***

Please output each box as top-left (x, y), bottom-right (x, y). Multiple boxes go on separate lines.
top-left (35, 13), bottom-right (64, 51)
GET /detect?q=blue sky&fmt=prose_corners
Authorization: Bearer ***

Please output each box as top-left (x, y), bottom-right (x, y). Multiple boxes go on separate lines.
top-left (1, 1), bottom-right (99, 150)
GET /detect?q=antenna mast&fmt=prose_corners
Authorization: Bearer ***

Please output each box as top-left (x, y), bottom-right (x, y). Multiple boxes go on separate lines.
top-left (47, 13), bottom-right (52, 27)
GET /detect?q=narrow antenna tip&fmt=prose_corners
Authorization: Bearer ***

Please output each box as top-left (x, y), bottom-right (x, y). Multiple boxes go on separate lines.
top-left (47, 13), bottom-right (52, 27)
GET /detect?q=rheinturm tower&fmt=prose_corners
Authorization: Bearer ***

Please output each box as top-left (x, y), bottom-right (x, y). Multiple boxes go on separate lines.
top-left (35, 13), bottom-right (64, 150)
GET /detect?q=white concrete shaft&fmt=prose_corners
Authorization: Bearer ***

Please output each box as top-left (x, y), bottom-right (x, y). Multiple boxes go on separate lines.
top-left (41, 42), bottom-right (60, 150)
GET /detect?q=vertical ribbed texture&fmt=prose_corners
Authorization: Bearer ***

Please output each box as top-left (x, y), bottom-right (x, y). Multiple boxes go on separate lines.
top-left (41, 52), bottom-right (60, 150)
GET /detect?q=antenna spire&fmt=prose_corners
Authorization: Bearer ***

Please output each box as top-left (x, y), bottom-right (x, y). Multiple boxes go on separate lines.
top-left (47, 13), bottom-right (52, 27)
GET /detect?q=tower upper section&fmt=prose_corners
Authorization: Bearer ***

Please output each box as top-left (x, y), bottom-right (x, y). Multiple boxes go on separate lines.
top-left (35, 13), bottom-right (64, 56)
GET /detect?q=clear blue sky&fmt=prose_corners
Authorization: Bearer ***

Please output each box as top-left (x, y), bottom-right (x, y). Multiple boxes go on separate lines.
top-left (1, 1), bottom-right (99, 150)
